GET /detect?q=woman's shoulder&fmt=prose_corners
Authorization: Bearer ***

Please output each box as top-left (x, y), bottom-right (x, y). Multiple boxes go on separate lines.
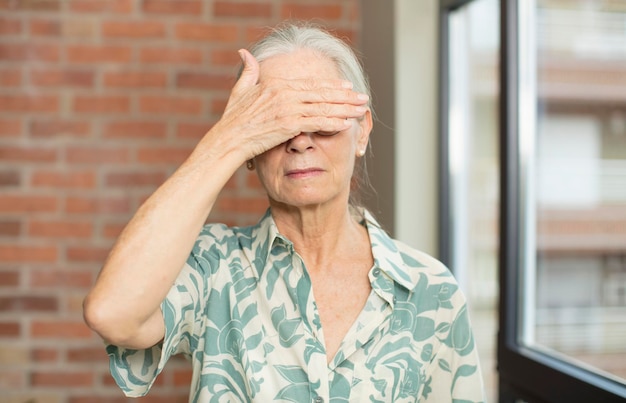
top-left (193, 212), bottom-right (273, 256)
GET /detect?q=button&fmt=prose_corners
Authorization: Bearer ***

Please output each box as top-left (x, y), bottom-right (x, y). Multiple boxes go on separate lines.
top-left (372, 268), bottom-right (381, 276)
top-left (313, 397), bottom-right (324, 403)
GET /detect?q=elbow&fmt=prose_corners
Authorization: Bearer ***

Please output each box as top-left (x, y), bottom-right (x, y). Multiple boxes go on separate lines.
top-left (83, 293), bottom-right (131, 346)
top-left (83, 293), bottom-right (162, 349)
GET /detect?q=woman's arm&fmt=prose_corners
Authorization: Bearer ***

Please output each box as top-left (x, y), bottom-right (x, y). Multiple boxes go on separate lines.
top-left (83, 49), bottom-right (369, 349)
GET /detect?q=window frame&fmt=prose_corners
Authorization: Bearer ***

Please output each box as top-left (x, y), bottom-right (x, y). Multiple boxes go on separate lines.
top-left (438, 0), bottom-right (626, 401)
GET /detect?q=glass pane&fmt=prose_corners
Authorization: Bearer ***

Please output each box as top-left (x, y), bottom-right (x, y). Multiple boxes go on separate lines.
top-left (447, 0), bottom-right (500, 401)
top-left (521, 0), bottom-right (626, 383)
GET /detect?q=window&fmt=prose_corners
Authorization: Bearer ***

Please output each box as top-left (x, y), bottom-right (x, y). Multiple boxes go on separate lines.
top-left (498, 0), bottom-right (626, 401)
top-left (442, 0), bottom-right (626, 400)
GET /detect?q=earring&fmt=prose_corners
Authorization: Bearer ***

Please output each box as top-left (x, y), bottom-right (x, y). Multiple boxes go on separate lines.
top-left (246, 159), bottom-right (255, 170)
top-left (357, 149), bottom-right (366, 157)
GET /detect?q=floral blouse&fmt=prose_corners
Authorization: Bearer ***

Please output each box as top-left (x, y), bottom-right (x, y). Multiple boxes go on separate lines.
top-left (107, 210), bottom-right (485, 402)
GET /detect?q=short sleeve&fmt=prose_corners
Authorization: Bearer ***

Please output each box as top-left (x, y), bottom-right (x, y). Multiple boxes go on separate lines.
top-left (422, 300), bottom-right (485, 402)
top-left (106, 253), bottom-right (208, 397)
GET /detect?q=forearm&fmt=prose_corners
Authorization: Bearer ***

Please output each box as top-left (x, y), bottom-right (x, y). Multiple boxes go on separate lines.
top-left (84, 136), bottom-right (243, 348)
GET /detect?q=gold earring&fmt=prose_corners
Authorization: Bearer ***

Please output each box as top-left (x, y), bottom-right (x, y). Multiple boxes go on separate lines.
top-left (246, 159), bottom-right (255, 170)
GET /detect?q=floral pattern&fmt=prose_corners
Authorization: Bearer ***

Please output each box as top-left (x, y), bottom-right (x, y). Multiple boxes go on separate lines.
top-left (107, 210), bottom-right (485, 402)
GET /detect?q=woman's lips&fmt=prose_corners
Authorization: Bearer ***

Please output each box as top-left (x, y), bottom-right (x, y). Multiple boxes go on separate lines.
top-left (285, 167), bottom-right (324, 179)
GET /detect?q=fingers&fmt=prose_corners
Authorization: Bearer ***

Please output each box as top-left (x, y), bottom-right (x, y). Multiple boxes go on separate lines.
top-left (234, 49), bottom-right (259, 91)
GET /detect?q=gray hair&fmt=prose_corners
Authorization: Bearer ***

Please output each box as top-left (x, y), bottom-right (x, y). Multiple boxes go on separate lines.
top-left (245, 22), bottom-right (375, 208)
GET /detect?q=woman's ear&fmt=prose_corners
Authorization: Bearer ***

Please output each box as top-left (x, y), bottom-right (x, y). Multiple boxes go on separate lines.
top-left (356, 109), bottom-right (373, 153)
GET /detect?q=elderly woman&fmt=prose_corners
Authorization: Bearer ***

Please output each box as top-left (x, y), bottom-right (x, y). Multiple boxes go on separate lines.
top-left (84, 23), bottom-right (485, 402)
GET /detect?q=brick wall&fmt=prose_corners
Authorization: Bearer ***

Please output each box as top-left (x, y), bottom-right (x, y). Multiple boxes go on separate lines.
top-left (0, 1), bottom-right (360, 401)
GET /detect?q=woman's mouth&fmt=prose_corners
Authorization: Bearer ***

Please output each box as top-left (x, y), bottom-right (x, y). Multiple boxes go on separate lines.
top-left (285, 167), bottom-right (324, 179)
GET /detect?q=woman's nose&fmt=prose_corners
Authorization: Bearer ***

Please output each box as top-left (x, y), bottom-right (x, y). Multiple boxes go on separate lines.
top-left (286, 132), bottom-right (315, 153)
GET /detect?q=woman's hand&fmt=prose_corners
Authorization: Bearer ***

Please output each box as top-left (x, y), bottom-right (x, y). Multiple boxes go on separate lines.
top-left (208, 49), bottom-right (370, 161)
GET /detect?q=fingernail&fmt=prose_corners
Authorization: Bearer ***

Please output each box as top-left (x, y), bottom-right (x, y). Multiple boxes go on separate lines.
top-left (342, 81), bottom-right (353, 89)
top-left (357, 93), bottom-right (369, 101)
top-left (355, 106), bottom-right (367, 113)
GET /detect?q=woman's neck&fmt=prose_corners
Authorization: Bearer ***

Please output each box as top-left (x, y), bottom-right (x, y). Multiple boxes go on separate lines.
top-left (270, 202), bottom-right (368, 274)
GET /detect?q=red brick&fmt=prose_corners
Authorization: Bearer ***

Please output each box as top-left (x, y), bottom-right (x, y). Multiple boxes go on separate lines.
top-left (28, 220), bottom-right (93, 238)
top-left (0, 296), bottom-right (58, 312)
top-left (31, 171), bottom-right (96, 189)
top-left (0, 95), bottom-right (59, 113)
top-left (0, 43), bottom-right (60, 62)
top-left (0, 322), bottom-right (20, 337)
top-left (245, 26), bottom-right (271, 43)
top-left (0, 146), bottom-right (57, 162)
top-left (143, 0), bottom-right (202, 15)
top-left (210, 97), bottom-right (228, 115)
top-left (103, 71), bottom-right (167, 88)
top-left (31, 321), bottom-right (92, 339)
top-left (214, 1), bottom-right (272, 18)
top-left (0, 245), bottom-right (57, 263)
top-left (0, 171), bottom-right (20, 187)
top-left (62, 19), bottom-right (97, 38)
top-left (0, 195), bottom-right (57, 213)
top-left (0, 270), bottom-right (19, 286)
top-left (30, 119), bottom-right (90, 138)
top-left (0, 17), bottom-right (21, 35)
top-left (137, 147), bottom-right (192, 164)
top-left (69, 0), bottom-right (133, 13)
top-left (31, 348), bottom-right (59, 362)
top-left (281, 4), bottom-right (343, 20)
top-left (139, 95), bottom-right (203, 116)
top-left (66, 146), bottom-right (130, 164)
top-left (73, 95), bottom-right (130, 114)
top-left (29, 19), bottom-right (61, 36)
top-left (102, 222), bottom-right (125, 239)
top-left (30, 269), bottom-right (93, 288)
top-left (65, 196), bottom-right (130, 214)
top-left (66, 246), bottom-right (110, 262)
top-left (105, 172), bottom-right (166, 187)
top-left (0, 68), bottom-right (21, 86)
top-left (210, 49), bottom-right (241, 66)
top-left (31, 69), bottom-right (94, 87)
top-left (31, 371), bottom-right (93, 387)
top-left (217, 196), bottom-right (268, 213)
top-left (0, 220), bottom-right (20, 236)
top-left (67, 347), bottom-right (107, 362)
top-left (0, 119), bottom-right (21, 137)
top-left (177, 72), bottom-right (234, 91)
top-left (176, 122), bottom-right (211, 141)
top-left (103, 121), bottom-right (167, 139)
top-left (102, 20), bottom-right (165, 38)
top-left (140, 47), bottom-right (203, 64)
top-left (175, 22), bottom-right (238, 42)
top-left (6, 0), bottom-right (61, 11)
top-left (66, 44), bottom-right (132, 63)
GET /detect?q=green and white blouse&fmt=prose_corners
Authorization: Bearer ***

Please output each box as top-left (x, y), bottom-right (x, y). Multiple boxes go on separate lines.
top-left (107, 210), bottom-right (485, 402)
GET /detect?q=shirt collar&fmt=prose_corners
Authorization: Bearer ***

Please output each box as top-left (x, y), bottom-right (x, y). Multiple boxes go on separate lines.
top-left (363, 210), bottom-right (425, 292)
top-left (246, 208), bottom-right (425, 292)
top-left (245, 209), bottom-right (290, 281)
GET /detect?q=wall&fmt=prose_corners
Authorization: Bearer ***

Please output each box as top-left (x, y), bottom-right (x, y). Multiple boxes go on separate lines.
top-left (361, 0), bottom-right (439, 254)
top-left (0, 1), bottom-right (360, 402)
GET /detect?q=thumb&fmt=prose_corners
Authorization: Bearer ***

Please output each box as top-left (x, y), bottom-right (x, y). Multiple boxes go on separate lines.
top-left (235, 49), bottom-right (259, 90)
